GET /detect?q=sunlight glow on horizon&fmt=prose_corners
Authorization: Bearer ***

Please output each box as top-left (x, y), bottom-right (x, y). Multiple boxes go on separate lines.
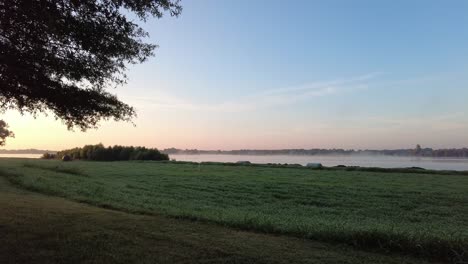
top-left (2, 0), bottom-right (468, 151)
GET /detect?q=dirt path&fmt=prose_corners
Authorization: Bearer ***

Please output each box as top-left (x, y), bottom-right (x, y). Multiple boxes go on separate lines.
top-left (0, 177), bottom-right (438, 264)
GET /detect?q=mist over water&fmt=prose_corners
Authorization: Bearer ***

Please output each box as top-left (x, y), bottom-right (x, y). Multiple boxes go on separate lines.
top-left (171, 154), bottom-right (468, 171)
top-left (0, 154), bottom-right (42, 159)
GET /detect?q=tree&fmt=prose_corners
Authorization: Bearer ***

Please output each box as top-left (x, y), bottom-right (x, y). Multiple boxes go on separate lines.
top-left (414, 144), bottom-right (422, 156)
top-left (54, 144), bottom-right (168, 161)
top-left (0, 120), bottom-right (14, 146)
top-left (0, 0), bottom-right (182, 144)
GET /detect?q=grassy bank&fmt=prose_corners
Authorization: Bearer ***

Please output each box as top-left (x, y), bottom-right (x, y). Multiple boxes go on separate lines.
top-left (1, 158), bottom-right (467, 263)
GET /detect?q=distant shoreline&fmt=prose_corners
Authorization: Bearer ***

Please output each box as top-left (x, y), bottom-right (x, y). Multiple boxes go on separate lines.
top-left (2, 147), bottom-right (468, 159)
top-left (163, 147), bottom-right (468, 159)
top-left (169, 153), bottom-right (468, 159)
top-left (0, 149), bottom-right (56, 155)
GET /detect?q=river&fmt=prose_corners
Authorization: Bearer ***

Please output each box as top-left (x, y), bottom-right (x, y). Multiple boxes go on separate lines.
top-left (2, 153), bottom-right (468, 171)
top-left (0, 154), bottom-right (43, 159)
top-left (170, 154), bottom-right (468, 171)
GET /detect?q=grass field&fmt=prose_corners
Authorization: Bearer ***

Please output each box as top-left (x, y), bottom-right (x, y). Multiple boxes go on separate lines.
top-left (1, 158), bottom-right (467, 263)
top-left (0, 174), bottom-right (438, 264)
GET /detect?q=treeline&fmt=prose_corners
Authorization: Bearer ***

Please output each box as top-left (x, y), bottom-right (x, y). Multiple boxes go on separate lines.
top-left (0, 148), bottom-right (55, 154)
top-left (163, 146), bottom-right (468, 158)
top-left (43, 144), bottom-right (169, 161)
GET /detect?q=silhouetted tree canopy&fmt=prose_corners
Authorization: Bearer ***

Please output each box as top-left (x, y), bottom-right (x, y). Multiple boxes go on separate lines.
top-left (48, 144), bottom-right (169, 161)
top-left (414, 144), bottom-right (422, 156)
top-left (0, 0), bottom-right (182, 134)
top-left (0, 120), bottom-right (14, 145)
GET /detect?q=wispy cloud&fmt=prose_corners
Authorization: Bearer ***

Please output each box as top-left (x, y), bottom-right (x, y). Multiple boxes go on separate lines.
top-left (256, 72), bottom-right (381, 96)
top-left (128, 72), bottom-right (382, 112)
top-left (327, 112), bottom-right (468, 132)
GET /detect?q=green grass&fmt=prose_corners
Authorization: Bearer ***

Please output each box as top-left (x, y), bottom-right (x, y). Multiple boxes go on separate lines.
top-left (0, 175), bottom-right (435, 264)
top-left (1, 158), bottom-right (467, 263)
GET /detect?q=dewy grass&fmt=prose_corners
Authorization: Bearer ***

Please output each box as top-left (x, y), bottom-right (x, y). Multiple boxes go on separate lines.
top-left (22, 162), bottom-right (87, 176)
top-left (2, 158), bottom-right (467, 263)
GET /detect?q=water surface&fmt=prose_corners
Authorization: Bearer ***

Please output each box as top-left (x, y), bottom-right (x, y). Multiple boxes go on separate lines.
top-left (171, 154), bottom-right (468, 171)
top-left (2, 153), bottom-right (468, 171)
top-left (0, 154), bottom-right (42, 159)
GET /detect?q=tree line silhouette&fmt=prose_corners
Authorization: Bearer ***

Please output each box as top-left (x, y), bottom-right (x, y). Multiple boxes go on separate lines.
top-left (43, 144), bottom-right (169, 161)
top-left (163, 146), bottom-right (468, 158)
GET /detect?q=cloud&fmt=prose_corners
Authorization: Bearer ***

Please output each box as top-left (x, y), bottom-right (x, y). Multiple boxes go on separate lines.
top-left (127, 72), bottom-right (381, 112)
top-left (329, 112), bottom-right (468, 132)
top-left (256, 72), bottom-right (381, 96)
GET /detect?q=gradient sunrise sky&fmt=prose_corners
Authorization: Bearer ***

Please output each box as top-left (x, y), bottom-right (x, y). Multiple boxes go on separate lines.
top-left (3, 0), bottom-right (468, 150)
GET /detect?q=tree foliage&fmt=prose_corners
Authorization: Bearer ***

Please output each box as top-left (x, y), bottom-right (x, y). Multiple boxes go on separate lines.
top-left (0, 0), bottom-right (182, 132)
top-left (0, 120), bottom-right (14, 146)
top-left (46, 144), bottom-right (169, 161)
top-left (414, 144), bottom-right (422, 156)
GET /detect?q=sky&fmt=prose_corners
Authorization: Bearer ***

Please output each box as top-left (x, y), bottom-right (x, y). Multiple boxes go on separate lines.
top-left (3, 0), bottom-right (468, 150)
